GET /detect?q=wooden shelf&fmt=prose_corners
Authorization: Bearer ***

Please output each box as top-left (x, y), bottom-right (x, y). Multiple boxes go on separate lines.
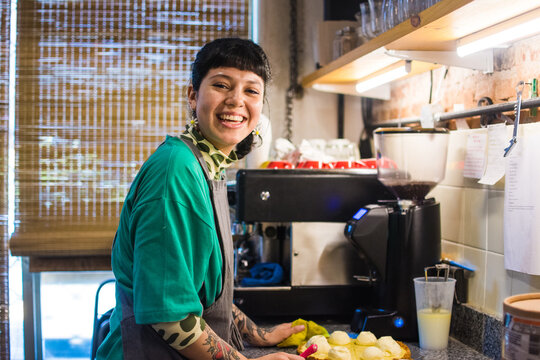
top-left (301, 0), bottom-right (540, 93)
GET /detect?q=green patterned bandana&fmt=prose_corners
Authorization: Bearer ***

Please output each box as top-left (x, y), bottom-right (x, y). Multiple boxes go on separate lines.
top-left (180, 125), bottom-right (238, 180)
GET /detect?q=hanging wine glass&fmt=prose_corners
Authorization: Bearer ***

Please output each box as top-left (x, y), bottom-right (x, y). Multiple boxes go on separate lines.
top-left (358, 2), bottom-right (376, 39)
top-left (368, 0), bottom-right (382, 37)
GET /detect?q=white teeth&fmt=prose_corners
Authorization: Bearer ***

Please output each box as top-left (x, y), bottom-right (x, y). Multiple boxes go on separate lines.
top-left (219, 114), bottom-right (244, 122)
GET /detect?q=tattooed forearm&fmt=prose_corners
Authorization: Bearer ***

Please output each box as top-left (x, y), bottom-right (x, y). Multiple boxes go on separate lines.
top-left (232, 305), bottom-right (275, 344)
top-left (203, 328), bottom-right (241, 360)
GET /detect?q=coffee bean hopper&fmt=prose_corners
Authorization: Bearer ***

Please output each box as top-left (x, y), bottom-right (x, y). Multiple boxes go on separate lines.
top-left (344, 127), bottom-right (449, 340)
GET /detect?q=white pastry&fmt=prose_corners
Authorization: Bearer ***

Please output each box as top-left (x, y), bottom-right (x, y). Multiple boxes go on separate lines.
top-left (376, 336), bottom-right (403, 357)
top-left (306, 335), bottom-right (331, 354)
top-left (362, 346), bottom-right (386, 360)
top-left (328, 331), bottom-right (351, 345)
top-left (355, 331), bottom-right (377, 346)
top-left (328, 346), bottom-right (352, 360)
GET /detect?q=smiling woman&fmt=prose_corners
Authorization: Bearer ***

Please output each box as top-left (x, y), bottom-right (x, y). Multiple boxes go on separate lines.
top-left (96, 38), bottom-right (305, 360)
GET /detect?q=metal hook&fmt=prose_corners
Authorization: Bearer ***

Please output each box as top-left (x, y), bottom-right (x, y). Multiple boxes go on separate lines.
top-left (504, 81), bottom-right (525, 157)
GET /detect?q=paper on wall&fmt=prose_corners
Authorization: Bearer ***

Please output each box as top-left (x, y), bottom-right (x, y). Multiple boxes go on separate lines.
top-left (463, 131), bottom-right (487, 179)
top-left (478, 123), bottom-right (507, 185)
top-left (504, 124), bottom-right (540, 275)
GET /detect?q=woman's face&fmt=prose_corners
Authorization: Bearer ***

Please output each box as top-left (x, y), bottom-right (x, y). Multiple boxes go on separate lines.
top-left (188, 66), bottom-right (265, 155)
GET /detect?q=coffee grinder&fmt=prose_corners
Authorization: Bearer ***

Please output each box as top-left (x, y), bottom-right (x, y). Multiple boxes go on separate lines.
top-left (344, 127), bottom-right (450, 340)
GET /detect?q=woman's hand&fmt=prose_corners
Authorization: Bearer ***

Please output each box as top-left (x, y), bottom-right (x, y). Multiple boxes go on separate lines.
top-left (250, 322), bottom-right (305, 347)
top-left (232, 305), bottom-right (305, 347)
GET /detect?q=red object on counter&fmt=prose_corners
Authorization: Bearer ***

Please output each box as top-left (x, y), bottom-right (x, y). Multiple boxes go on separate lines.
top-left (332, 161), bottom-right (353, 169)
top-left (359, 158), bottom-right (377, 169)
top-left (300, 344), bottom-right (318, 358)
top-left (265, 161), bottom-right (294, 169)
top-left (330, 160), bottom-right (377, 169)
top-left (296, 161), bottom-right (332, 169)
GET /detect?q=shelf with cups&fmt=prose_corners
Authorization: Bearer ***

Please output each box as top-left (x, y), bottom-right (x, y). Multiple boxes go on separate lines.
top-left (301, 0), bottom-right (540, 99)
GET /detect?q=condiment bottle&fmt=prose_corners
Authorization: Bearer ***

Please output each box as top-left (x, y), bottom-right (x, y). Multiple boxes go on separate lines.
top-left (333, 29), bottom-right (343, 60)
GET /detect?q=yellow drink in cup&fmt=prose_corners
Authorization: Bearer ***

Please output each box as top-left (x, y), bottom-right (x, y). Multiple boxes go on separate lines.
top-left (417, 308), bottom-right (452, 350)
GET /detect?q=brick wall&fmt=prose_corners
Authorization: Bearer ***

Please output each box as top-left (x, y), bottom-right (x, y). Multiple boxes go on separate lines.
top-left (372, 34), bottom-right (540, 129)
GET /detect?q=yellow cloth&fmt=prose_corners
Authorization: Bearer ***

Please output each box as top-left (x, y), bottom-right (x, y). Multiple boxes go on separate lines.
top-left (277, 319), bottom-right (329, 347)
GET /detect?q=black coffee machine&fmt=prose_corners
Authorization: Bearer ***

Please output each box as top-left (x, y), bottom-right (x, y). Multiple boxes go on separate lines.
top-left (231, 168), bottom-right (395, 319)
top-left (344, 127), bottom-right (450, 341)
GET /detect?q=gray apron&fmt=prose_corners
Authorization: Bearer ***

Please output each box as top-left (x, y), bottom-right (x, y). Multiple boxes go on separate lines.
top-left (118, 138), bottom-right (243, 359)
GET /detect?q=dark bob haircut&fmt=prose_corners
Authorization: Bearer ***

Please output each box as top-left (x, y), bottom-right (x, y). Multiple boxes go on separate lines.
top-left (191, 37), bottom-right (271, 93)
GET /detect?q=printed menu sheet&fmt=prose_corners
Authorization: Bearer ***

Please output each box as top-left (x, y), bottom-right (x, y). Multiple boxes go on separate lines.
top-left (463, 131), bottom-right (487, 179)
top-left (504, 124), bottom-right (540, 275)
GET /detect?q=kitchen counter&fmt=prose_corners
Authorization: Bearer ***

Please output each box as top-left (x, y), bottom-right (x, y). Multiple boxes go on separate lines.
top-left (241, 322), bottom-right (492, 359)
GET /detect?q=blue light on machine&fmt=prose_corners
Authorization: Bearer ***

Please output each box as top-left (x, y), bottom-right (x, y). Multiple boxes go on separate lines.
top-left (353, 208), bottom-right (368, 220)
top-left (393, 316), bottom-right (405, 328)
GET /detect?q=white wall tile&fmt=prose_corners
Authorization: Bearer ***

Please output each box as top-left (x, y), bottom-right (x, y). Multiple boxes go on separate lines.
top-left (484, 252), bottom-right (510, 317)
top-left (441, 239), bottom-right (463, 261)
top-left (430, 185), bottom-right (464, 243)
top-left (487, 190), bottom-right (505, 254)
top-left (463, 245), bottom-right (487, 309)
top-left (462, 188), bottom-right (488, 250)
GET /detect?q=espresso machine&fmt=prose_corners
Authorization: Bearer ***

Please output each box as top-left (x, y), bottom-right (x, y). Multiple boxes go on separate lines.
top-left (232, 168), bottom-right (394, 319)
top-left (344, 127), bottom-right (450, 340)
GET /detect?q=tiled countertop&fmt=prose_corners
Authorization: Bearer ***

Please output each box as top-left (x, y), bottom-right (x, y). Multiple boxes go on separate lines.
top-left (241, 322), bottom-right (493, 359)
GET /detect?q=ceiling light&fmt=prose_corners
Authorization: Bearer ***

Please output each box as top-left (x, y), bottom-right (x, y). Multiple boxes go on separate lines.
top-left (457, 7), bottom-right (540, 57)
top-left (355, 60), bottom-right (411, 94)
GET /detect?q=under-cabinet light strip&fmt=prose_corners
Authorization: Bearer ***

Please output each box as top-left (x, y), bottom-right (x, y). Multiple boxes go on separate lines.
top-left (355, 61), bottom-right (411, 94)
top-left (457, 6), bottom-right (540, 57)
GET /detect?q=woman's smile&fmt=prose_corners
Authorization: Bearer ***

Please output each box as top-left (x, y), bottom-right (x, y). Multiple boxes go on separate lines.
top-left (217, 113), bottom-right (246, 127)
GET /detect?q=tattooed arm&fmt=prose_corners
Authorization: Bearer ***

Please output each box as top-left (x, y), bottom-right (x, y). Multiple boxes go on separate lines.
top-left (152, 313), bottom-right (245, 360)
top-left (152, 313), bottom-right (302, 359)
top-left (178, 324), bottom-right (303, 360)
top-left (179, 325), bottom-right (245, 360)
top-left (232, 304), bottom-right (305, 347)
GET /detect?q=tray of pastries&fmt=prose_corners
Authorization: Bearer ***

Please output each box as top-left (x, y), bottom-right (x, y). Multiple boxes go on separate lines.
top-left (297, 331), bottom-right (412, 360)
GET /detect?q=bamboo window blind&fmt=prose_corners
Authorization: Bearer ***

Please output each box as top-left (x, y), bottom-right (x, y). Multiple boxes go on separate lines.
top-left (9, 0), bottom-right (250, 269)
top-left (1, 0), bottom-right (11, 356)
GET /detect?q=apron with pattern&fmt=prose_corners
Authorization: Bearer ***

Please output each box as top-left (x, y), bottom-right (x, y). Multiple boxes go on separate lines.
top-left (117, 138), bottom-right (243, 359)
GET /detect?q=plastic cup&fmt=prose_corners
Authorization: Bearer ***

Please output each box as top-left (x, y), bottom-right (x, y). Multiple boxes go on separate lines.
top-left (413, 277), bottom-right (456, 350)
